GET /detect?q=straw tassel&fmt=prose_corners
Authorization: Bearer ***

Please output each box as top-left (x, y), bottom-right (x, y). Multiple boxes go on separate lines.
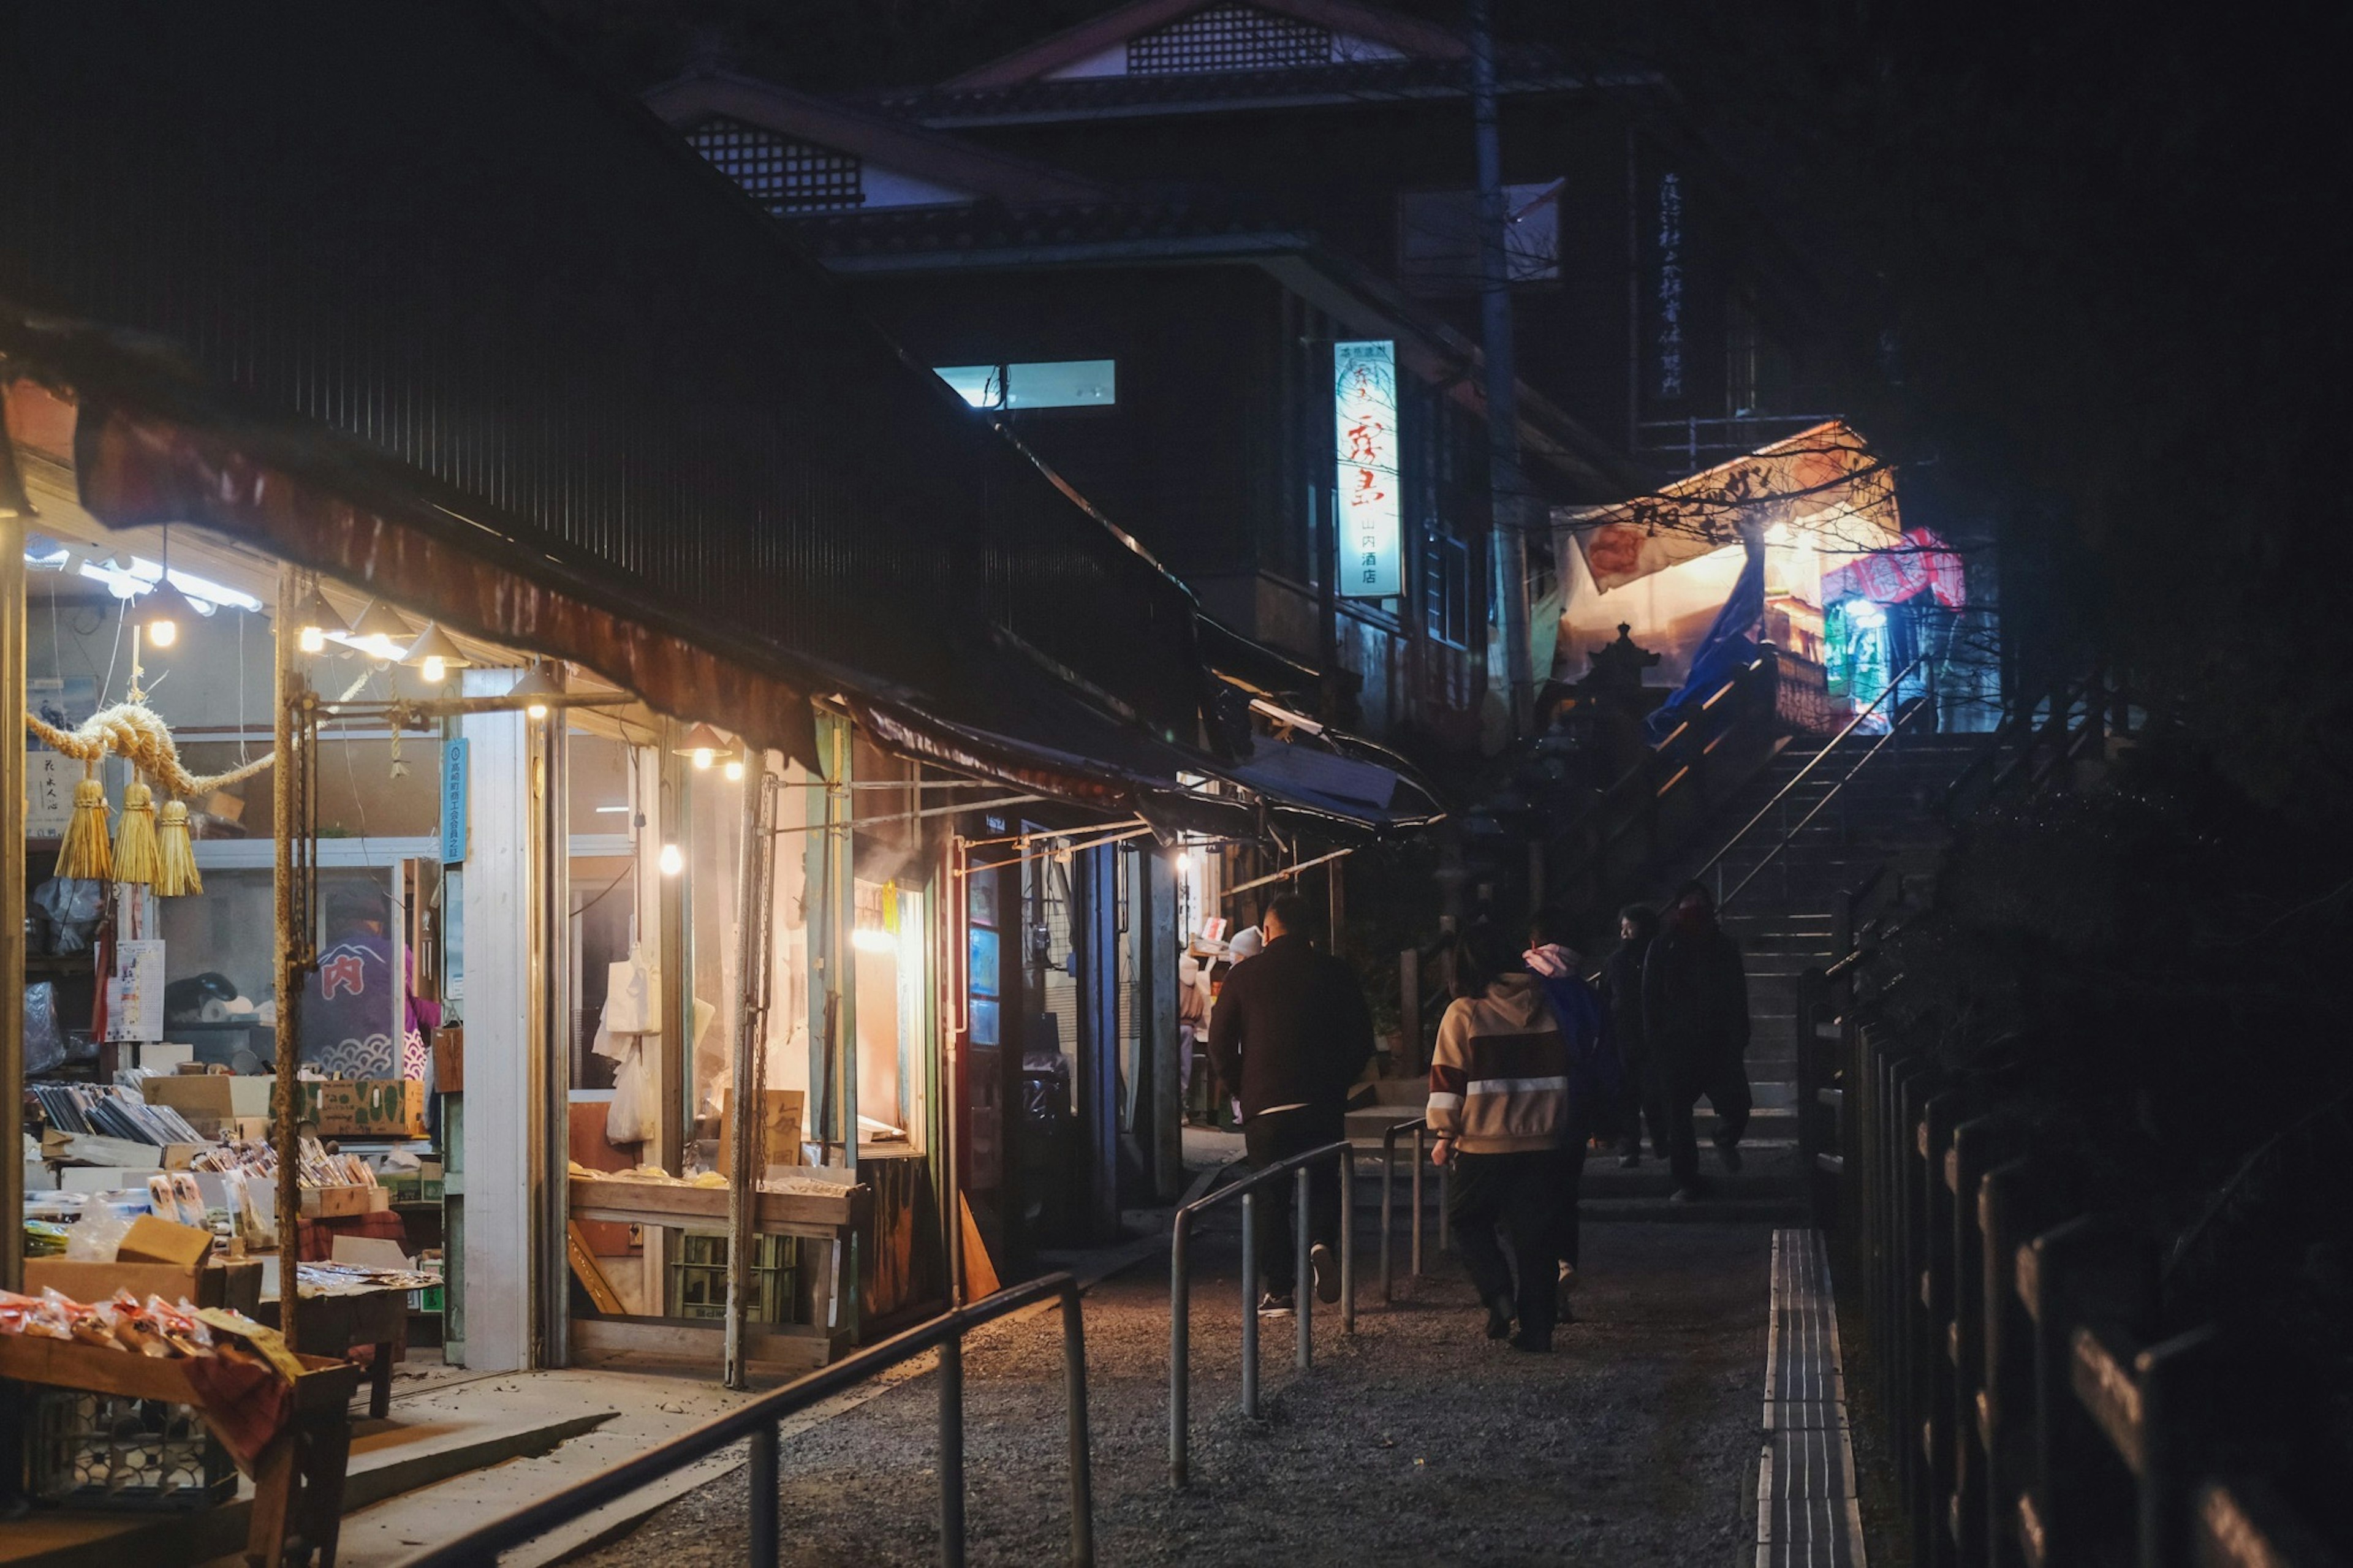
top-left (56, 769), bottom-right (113, 881)
top-left (154, 799), bottom-right (202, 897)
top-left (113, 779), bottom-right (162, 887)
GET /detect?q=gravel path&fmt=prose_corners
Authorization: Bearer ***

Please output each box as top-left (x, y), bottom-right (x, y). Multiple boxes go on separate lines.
top-left (572, 1219), bottom-right (1770, 1567)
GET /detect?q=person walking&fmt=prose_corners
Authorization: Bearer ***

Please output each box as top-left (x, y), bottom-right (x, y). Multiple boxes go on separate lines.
top-left (1523, 915), bottom-right (1610, 1319)
top-left (1642, 882), bottom-right (1752, 1202)
top-left (1601, 904), bottom-right (1664, 1167)
top-left (1427, 922), bottom-right (1575, 1352)
top-left (1207, 892), bottom-right (1373, 1314)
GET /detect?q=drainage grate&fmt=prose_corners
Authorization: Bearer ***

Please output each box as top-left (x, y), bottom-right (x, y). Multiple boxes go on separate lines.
top-left (1759, 1229), bottom-right (1868, 1567)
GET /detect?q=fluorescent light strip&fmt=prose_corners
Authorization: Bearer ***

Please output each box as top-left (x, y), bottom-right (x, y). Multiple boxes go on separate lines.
top-left (75, 555), bottom-right (263, 613)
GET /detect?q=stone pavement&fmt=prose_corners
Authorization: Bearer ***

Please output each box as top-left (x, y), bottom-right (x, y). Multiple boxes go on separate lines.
top-left (566, 1215), bottom-right (1773, 1567)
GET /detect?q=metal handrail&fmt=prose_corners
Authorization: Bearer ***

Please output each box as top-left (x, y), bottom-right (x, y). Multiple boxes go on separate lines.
top-left (1717, 694), bottom-right (1934, 913)
top-left (1687, 646), bottom-right (1931, 895)
top-left (1553, 654), bottom-right (1772, 852)
top-left (1168, 1139), bottom-right (1354, 1488)
top-left (398, 1273), bottom-right (1095, 1568)
top-left (1379, 1116), bottom-right (1430, 1303)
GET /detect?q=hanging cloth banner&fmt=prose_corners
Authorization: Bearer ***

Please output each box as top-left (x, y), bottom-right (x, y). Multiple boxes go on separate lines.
top-left (1561, 420), bottom-right (1902, 593)
top-left (1820, 526), bottom-right (1968, 608)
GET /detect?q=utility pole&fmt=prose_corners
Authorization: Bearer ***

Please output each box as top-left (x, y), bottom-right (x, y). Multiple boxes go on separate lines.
top-left (1470, 0), bottom-right (1533, 735)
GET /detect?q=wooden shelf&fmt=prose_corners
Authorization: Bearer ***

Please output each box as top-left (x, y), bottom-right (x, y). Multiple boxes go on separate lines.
top-left (567, 1175), bottom-right (868, 1237)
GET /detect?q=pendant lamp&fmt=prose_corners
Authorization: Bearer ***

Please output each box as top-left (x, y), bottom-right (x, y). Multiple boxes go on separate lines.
top-left (294, 583), bottom-right (347, 654)
top-left (400, 623), bottom-right (471, 685)
top-left (349, 599), bottom-right (419, 662)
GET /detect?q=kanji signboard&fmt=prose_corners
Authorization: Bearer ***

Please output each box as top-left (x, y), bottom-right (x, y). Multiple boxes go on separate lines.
top-left (1334, 339), bottom-right (1401, 599)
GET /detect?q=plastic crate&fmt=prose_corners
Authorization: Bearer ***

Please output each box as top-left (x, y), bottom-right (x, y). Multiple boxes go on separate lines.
top-left (26, 1390), bottom-right (237, 1509)
top-left (665, 1230), bottom-right (799, 1324)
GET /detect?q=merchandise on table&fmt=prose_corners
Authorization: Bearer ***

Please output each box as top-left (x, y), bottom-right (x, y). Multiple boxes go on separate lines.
top-left (28, 1083), bottom-right (206, 1146)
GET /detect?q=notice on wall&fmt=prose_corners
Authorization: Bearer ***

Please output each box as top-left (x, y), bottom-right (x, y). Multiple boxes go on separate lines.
top-left (25, 751), bottom-right (74, 838)
top-left (1334, 339), bottom-right (1401, 599)
top-left (441, 737), bottom-right (468, 864)
top-left (105, 938), bottom-right (166, 1043)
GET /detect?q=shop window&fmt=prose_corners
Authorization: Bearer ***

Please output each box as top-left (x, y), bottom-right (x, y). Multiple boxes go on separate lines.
top-left (1396, 181), bottom-right (1563, 295)
top-left (933, 360), bottom-right (1116, 411)
top-left (1423, 531), bottom-right (1474, 648)
top-left (684, 116), bottom-right (863, 214)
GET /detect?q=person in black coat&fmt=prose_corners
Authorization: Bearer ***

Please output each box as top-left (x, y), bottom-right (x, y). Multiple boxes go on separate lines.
top-left (1642, 882), bottom-right (1752, 1200)
top-left (1207, 891), bottom-right (1374, 1311)
top-left (1602, 904), bottom-right (1664, 1167)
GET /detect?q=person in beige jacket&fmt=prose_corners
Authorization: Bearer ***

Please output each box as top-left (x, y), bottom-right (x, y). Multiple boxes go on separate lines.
top-left (1427, 922), bottom-right (1575, 1351)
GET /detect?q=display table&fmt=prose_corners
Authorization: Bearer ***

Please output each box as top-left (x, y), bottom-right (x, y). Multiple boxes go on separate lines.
top-left (0, 1335), bottom-right (362, 1567)
top-left (257, 1287), bottom-right (409, 1420)
top-left (565, 1174), bottom-right (870, 1235)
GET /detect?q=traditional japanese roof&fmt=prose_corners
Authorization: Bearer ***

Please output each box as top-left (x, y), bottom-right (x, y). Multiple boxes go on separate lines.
top-left (941, 0), bottom-right (1468, 91)
top-left (644, 67), bottom-right (1111, 205)
top-left (870, 56), bottom-right (1622, 129)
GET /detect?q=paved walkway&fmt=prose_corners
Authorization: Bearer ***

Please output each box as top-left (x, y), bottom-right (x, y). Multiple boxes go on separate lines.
top-left (568, 1218), bottom-right (1773, 1567)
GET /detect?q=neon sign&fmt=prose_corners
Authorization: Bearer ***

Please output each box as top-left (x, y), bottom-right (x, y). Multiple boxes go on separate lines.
top-left (1333, 339), bottom-right (1401, 599)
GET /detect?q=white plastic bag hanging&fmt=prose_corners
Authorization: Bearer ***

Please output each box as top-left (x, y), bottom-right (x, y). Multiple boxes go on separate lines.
top-left (602, 943), bottom-right (660, 1035)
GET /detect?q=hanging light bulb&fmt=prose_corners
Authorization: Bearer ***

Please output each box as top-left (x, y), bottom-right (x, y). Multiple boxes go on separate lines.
top-left (506, 662), bottom-right (561, 719)
top-left (724, 758), bottom-right (746, 782)
top-left (672, 722), bottom-right (737, 772)
top-left (658, 843), bottom-right (685, 876)
top-left (137, 575), bottom-right (200, 650)
top-left (349, 598), bottom-right (419, 662)
top-left (400, 623), bottom-right (471, 686)
top-left (294, 583), bottom-right (347, 654)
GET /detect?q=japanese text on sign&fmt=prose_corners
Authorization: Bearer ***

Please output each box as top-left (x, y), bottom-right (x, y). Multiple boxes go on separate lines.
top-left (1333, 339), bottom-right (1401, 599)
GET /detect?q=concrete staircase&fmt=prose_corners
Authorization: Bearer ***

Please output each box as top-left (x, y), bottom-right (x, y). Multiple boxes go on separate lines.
top-left (1581, 731), bottom-right (1982, 1221)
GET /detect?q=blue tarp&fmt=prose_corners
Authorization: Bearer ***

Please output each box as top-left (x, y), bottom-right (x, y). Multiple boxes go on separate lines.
top-left (1645, 537), bottom-right (1765, 741)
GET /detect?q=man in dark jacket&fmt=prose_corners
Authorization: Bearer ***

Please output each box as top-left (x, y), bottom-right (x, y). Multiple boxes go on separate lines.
top-left (1642, 882), bottom-right (1752, 1200)
top-left (1208, 891), bottom-right (1374, 1311)
top-left (1602, 904), bottom-right (1664, 1167)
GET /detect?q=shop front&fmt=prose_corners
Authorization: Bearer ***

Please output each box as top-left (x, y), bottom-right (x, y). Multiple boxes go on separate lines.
top-left (3, 368), bottom-right (957, 1388)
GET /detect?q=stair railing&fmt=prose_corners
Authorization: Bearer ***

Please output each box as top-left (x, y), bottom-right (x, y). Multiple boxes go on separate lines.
top-left (1715, 694), bottom-right (1935, 912)
top-left (1547, 648), bottom-right (1785, 928)
top-left (1684, 648), bottom-right (1933, 903)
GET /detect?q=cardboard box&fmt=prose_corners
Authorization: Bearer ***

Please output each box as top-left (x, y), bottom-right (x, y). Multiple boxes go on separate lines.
top-left (430, 1026), bottom-right (463, 1094)
top-left (118, 1214), bottom-right (216, 1268)
top-left (299, 1184), bottom-right (389, 1218)
top-left (142, 1074), bottom-right (273, 1136)
top-left (143, 1072), bottom-right (237, 1137)
top-left (25, 1257), bottom-right (262, 1314)
top-left (716, 1089), bottom-right (805, 1178)
top-left (279, 1079), bottom-right (428, 1139)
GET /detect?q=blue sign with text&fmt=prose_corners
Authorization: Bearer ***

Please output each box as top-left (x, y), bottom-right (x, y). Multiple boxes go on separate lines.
top-left (441, 738), bottom-right (468, 863)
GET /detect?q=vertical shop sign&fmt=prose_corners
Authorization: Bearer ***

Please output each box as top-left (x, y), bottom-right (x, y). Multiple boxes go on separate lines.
top-left (441, 737), bottom-right (468, 864)
top-left (1334, 339), bottom-right (1402, 599)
